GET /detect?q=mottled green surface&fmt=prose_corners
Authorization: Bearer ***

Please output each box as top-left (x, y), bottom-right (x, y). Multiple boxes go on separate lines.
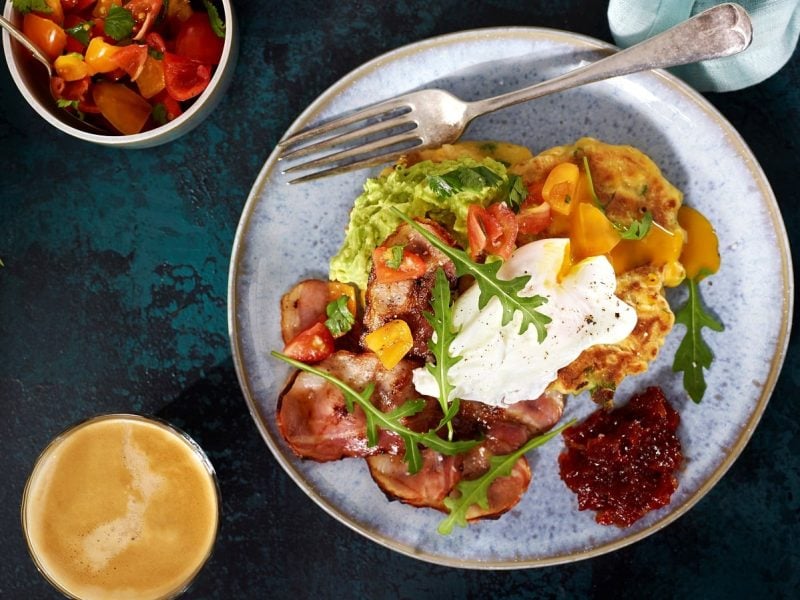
top-left (1, 0), bottom-right (798, 598)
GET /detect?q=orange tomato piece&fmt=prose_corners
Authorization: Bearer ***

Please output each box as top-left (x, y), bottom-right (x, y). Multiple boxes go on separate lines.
top-left (92, 81), bottom-right (152, 135)
top-left (23, 13), bottom-right (66, 61)
top-left (34, 0), bottom-right (64, 26)
top-left (136, 55), bottom-right (166, 99)
top-left (84, 37), bottom-right (120, 74)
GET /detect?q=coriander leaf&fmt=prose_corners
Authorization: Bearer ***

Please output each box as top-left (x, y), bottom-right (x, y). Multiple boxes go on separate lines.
top-left (423, 268), bottom-right (462, 439)
top-left (386, 245), bottom-right (405, 269)
top-left (671, 277), bottom-right (724, 403)
top-left (502, 174), bottom-right (528, 212)
top-left (151, 103), bottom-right (168, 126)
top-left (148, 47), bottom-right (164, 60)
top-left (395, 210), bottom-right (551, 341)
top-left (65, 21), bottom-right (93, 47)
top-left (57, 98), bottom-right (78, 109)
top-left (616, 210), bottom-right (653, 240)
top-left (324, 295), bottom-right (354, 337)
top-left (202, 0), bottom-right (226, 38)
top-left (438, 419), bottom-right (575, 534)
top-left (104, 5), bottom-right (135, 41)
top-left (272, 352), bottom-right (480, 473)
top-left (427, 166), bottom-right (503, 198)
top-left (11, 0), bottom-right (50, 13)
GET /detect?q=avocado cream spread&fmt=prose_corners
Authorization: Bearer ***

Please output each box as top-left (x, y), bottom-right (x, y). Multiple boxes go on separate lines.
top-left (329, 157), bottom-right (512, 290)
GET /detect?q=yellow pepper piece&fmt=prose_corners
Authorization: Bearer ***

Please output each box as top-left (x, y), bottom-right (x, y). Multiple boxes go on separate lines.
top-left (84, 37), bottom-right (120, 75)
top-left (136, 55), bottom-right (166, 99)
top-left (677, 205), bottom-right (720, 280)
top-left (542, 162), bottom-right (580, 215)
top-left (364, 320), bottom-right (413, 370)
top-left (54, 53), bottom-right (89, 82)
top-left (569, 203), bottom-right (621, 260)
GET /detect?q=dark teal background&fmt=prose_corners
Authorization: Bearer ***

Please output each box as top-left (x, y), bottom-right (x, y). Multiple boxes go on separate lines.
top-left (1, 1), bottom-right (798, 597)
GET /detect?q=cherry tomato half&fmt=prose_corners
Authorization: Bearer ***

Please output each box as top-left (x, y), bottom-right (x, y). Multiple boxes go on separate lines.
top-left (174, 12), bottom-right (223, 65)
top-left (372, 245), bottom-right (428, 283)
top-left (23, 13), bottom-right (66, 61)
top-left (163, 52), bottom-right (211, 101)
top-left (283, 322), bottom-right (335, 364)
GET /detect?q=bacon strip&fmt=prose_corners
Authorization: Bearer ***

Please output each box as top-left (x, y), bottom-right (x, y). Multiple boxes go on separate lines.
top-left (366, 450), bottom-right (461, 509)
top-left (362, 220), bottom-right (457, 358)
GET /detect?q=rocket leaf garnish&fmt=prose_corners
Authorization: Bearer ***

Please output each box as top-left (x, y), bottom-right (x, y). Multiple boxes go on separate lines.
top-left (272, 352), bottom-right (480, 473)
top-left (423, 268), bottom-right (462, 440)
top-left (438, 419), bottom-right (575, 535)
top-left (671, 276), bottom-right (724, 403)
top-left (394, 209), bottom-right (551, 342)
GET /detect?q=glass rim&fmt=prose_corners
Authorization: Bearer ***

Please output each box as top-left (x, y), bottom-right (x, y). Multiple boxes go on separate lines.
top-left (21, 412), bottom-right (222, 600)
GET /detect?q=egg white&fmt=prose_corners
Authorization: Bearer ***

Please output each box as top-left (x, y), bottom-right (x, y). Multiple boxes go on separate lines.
top-left (412, 238), bottom-right (637, 406)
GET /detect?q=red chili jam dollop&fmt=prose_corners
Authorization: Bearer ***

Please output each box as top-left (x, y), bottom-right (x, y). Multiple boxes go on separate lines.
top-left (558, 386), bottom-right (683, 527)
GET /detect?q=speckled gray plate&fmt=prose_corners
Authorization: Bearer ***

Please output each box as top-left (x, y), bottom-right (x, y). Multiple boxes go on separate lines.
top-left (228, 28), bottom-right (793, 568)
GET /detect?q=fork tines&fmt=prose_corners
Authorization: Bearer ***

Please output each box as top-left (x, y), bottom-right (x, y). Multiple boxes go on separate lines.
top-left (277, 97), bottom-right (423, 183)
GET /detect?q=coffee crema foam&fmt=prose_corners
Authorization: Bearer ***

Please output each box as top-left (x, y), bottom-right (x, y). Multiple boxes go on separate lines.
top-left (23, 417), bottom-right (219, 600)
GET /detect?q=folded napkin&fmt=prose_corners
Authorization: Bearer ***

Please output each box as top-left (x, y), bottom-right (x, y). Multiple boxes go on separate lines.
top-left (608, 0), bottom-right (800, 92)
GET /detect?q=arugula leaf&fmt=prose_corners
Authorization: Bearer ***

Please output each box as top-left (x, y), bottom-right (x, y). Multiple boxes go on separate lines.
top-left (423, 268), bottom-right (462, 440)
top-left (104, 5), bottom-right (134, 41)
top-left (394, 210), bottom-right (551, 341)
top-left (10, 0), bottom-right (50, 13)
top-left (438, 419), bottom-right (575, 534)
top-left (65, 21), bottom-right (93, 47)
top-left (272, 352), bottom-right (480, 473)
top-left (616, 210), bottom-right (653, 240)
top-left (428, 165), bottom-right (503, 198)
top-left (203, 0), bottom-right (226, 38)
top-left (671, 276), bottom-right (724, 403)
top-left (386, 245), bottom-right (404, 269)
top-left (324, 295), bottom-right (354, 337)
top-left (502, 174), bottom-right (527, 212)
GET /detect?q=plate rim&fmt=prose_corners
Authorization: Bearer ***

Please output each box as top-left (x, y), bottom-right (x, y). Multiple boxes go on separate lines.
top-left (227, 26), bottom-right (794, 569)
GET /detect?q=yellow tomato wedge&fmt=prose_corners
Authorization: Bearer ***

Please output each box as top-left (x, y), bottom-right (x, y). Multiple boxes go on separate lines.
top-left (542, 162), bottom-right (580, 215)
top-left (54, 53), bottom-right (89, 81)
top-left (136, 55), bottom-right (166, 99)
top-left (84, 37), bottom-right (120, 74)
top-left (570, 203), bottom-right (621, 260)
top-left (364, 320), bottom-right (413, 370)
top-left (92, 82), bottom-right (152, 135)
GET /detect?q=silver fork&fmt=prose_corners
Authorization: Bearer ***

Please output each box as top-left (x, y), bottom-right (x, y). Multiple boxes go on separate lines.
top-left (278, 3), bottom-right (752, 183)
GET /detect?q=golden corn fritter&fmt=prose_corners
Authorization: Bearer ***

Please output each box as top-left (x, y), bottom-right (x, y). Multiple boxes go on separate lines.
top-left (404, 137), bottom-right (684, 403)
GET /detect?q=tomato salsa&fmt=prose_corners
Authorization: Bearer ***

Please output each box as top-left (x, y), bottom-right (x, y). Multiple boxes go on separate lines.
top-left (559, 386), bottom-right (683, 527)
top-left (13, 0), bottom-right (226, 135)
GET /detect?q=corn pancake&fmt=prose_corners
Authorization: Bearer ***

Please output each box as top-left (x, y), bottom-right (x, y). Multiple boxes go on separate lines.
top-left (403, 137), bottom-right (683, 402)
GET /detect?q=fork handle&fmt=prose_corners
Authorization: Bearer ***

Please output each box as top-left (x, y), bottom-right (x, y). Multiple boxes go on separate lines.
top-left (465, 3), bottom-right (752, 119)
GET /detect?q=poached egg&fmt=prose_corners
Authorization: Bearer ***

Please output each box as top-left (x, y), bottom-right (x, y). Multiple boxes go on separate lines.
top-left (412, 238), bottom-right (637, 406)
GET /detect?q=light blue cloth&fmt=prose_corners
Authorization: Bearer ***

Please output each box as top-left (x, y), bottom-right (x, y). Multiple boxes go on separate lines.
top-left (608, 0), bottom-right (800, 91)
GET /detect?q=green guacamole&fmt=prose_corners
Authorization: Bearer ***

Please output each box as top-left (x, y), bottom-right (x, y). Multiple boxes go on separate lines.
top-left (330, 157), bottom-right (512, 290)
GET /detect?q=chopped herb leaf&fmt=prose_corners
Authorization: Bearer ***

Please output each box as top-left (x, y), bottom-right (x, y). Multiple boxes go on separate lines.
top-left (324, 296), bottom-right (355, 337)
top-left (57, 98), bottom-right (84, 119)
top-left (202, 0), bottom-right (226, 38)
top-left (10, 0), bottom-right (50, 13)
top-left (582, 156), bottom-right (605, 211)
top-left (272, 352), bottom-right (480, 473)
top-left (671, 276), bottom-right (724, 403)
top-left (616, 210), bottom-right (653, 240)
top-left (104, 5), bottom-right (135, 41)
top-left (428, 165), bottom-right (503, 198)
top-left (65, 21), bottom-right (93, 47)
top-left (396, 210), bottom-right (551, 341)
top-left (640, 183), bottom-right (649, 196)
top-left (438, 419), bottom-right (575, 534)
top-left (151, 103), bottom-right (168, 126)
top-left (148, 47), bottom-right (164, 60)
top-left (386, 245), bottom-right (405, 269)
top-left (503, 174), bottom-right (528, 212)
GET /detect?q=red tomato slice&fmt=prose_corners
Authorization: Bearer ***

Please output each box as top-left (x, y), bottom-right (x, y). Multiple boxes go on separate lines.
top-left (175, 12), bottom-right (224, 65)
top-left (485, 202), bottom-right (518, 260)
top-left (163, 52), bottom-right (211, 101)
top-left (373, 246), bottom-right (427, 283)
top-left (283, 322), bottom-right (335, 364)
top-left (467, 204), bottom-right (500, 261)
top-left (516, 201), bottom-right (552, 236)
top-left (125, 0), bottom-right (163, 40)
top-left (109, 44), bottom-right (148, 80)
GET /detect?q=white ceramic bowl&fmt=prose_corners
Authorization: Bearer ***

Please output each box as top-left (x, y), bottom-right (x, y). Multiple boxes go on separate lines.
top-left (2, 0), bottom-right (238, 148)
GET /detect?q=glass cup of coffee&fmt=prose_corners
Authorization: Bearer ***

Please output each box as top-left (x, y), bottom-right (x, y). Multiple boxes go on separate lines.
top-left (21, 414), bottom-right (221, 600)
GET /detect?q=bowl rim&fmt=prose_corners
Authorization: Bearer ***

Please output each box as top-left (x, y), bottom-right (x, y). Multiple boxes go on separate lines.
top-left (2, 0), bottom-right (236, 145)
